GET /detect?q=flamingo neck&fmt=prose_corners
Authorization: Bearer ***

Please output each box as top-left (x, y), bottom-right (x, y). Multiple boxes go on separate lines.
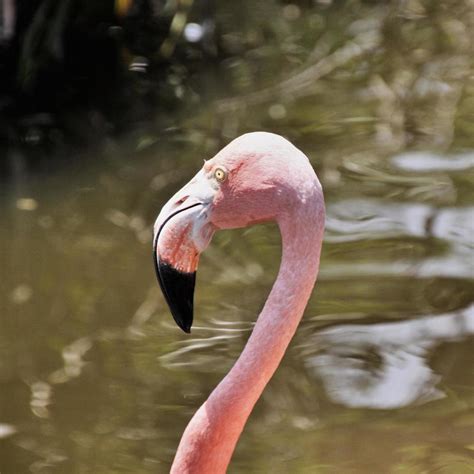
top-left (171, 198), bottom-right (324, 474)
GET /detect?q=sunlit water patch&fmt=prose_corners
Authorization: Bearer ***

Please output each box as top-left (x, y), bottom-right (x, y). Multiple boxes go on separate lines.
top-left (305, 304), bottom-right (474, 409)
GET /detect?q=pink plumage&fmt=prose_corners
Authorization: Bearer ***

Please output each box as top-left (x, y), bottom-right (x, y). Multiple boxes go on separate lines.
top-left (153, 132), bottom-right (325, 472)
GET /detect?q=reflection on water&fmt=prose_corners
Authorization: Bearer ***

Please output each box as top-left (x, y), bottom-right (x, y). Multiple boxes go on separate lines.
top-left (1, 2), bottom-right (474, 473)
top-left (392, 151), bottom-right (474, 172)
top-left (325, 201), bottom-right (473, 278)
top-left (308, 304), bottom-right (474, 409)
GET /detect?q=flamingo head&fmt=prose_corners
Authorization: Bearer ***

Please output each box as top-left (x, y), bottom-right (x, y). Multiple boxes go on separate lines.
top-left (153, 132), bottom-right (321, 332)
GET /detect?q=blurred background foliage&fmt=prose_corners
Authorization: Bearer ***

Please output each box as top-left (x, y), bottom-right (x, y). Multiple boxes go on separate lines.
top-left (1, 0), bottom-right (216, 174)
top-left (1, 0), bottom-right (473, 175)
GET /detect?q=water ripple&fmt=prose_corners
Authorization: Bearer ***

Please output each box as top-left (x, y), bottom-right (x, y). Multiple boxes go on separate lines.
top-left (392, 151), bottom-right (474, 172)
top-left (305, 304), bottom-right (474, 409)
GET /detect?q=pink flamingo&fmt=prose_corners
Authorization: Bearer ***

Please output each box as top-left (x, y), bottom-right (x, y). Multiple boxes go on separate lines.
top-left (153, 132), bottom-right (325, 473)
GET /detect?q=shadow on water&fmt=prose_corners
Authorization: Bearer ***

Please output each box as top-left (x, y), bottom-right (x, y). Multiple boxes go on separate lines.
top-left (1, 1), bottom-right (474, 473)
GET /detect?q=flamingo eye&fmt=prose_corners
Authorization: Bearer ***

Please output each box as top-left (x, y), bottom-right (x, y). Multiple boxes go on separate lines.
top-left (214, 167), bottom-right (228, 183)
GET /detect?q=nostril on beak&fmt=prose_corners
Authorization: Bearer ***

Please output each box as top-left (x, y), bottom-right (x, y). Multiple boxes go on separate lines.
top-left (175, 195), bottom-right (189, 206)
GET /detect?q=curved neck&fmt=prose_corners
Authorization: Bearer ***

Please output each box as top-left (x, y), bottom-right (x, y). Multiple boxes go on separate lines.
top-left (171, 199), bottom-right (325, 474)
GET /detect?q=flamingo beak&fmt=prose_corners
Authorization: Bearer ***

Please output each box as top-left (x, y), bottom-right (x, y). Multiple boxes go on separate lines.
top-left (153, 170), bottom-right (216, 333)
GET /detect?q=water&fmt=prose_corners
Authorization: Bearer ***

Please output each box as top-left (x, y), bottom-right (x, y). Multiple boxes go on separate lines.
top-left (1, 2), bottom-right (474, 473)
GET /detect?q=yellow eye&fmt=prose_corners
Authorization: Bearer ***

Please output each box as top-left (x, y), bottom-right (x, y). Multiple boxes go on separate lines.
top-left (214, 167), bottom-right (227, 183)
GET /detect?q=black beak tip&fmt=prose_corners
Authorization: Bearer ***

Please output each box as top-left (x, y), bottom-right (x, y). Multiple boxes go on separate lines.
top-left (171, 309), bottom-right (193, 334)
top-left (181, 323), bottom-right (192, 334)
top-left (154, 258), bottom-right (196, 334)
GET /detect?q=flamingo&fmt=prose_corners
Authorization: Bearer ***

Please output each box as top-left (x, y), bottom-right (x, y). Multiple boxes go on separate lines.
top-left (153, 132), bottom-right (325, 473)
